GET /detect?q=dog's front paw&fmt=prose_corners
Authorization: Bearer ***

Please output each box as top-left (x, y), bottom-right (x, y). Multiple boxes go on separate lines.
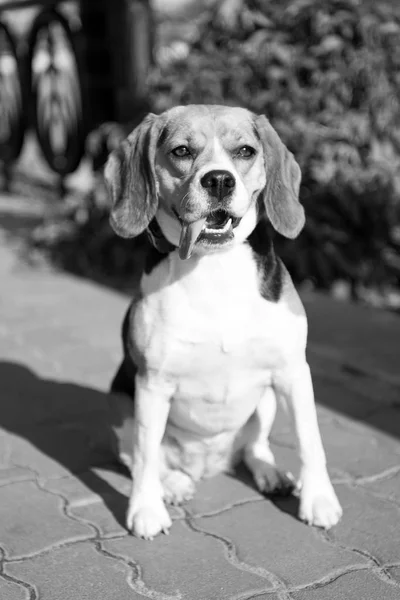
top-left (126, 496), bottom-right (172, 539)
top-left (299, 469), bottom-right (342, 529)
top-left (162, 469), bottom-right (195, 505)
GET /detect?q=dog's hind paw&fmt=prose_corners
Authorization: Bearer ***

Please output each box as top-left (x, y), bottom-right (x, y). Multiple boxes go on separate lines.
top-left (162, 469), bottom-right (195, 505)
top-left (247, 456), bottom-right (296, 496)
top-left (126, 497), bottom-right (172, 540)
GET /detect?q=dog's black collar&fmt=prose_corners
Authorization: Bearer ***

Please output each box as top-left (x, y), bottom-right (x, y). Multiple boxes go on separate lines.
top-left (146, 218), bottom-right (176, 254)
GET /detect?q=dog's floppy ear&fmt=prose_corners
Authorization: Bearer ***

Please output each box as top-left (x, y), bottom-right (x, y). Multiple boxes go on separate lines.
top-left (104, 113), bottom-right (161, 238)
top-left (254, 114), bottom-right (304, 238)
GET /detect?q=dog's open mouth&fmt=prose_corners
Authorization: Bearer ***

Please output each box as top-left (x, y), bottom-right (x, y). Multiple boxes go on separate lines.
top-left (179, 210), bottom-right (241, 259)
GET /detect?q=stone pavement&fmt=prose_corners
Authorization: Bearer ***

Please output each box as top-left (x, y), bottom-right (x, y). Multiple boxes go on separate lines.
top-left (1, 199), bottom-right (400, 600)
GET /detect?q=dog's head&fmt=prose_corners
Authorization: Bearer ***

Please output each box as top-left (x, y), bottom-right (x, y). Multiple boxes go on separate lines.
top-left (105, 105), bottom-right (304, 259)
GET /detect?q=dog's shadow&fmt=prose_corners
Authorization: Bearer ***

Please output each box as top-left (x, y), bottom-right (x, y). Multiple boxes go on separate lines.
top-left (0, 360), bottom-right (300, 530)
top-left (0, 360), bottom-right (129, 529)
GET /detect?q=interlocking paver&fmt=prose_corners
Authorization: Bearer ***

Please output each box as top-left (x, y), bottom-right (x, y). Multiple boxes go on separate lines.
top-left (364, 406), bottom-right (400, 442)
top-left (311, 373), bottom-right (397, 420)
top-left (330, 484), bottom-right (400, 565)
top-left (0, 576), bottom-right (29, 600)
top-left (43, 467), bottom-right (131, 507)
top-left (193, 500), bottom-right (368, 589)
top-left (358, 469), bottom-right (400, 501)
top-left (0, 480), bottom-right (93, 559)
top-left (1, 361), bottom-right (109, 427)
top-left (3, 422), bottom-right (110, 479)
top-left (388, 566), bottom-right (400, 584)
top-left (186, 471), bottom-right (264, 517)
top-left (291, 570), bottom-right (400, 599)
top-left (104, 520), bottom-right (275, 600)
top-left (5, 542), bottom-right (144, 600)
top-left (0, 466), bottom-right (35, 486)
top-left (271, 409), bottom-right (400, 480)
top-left (304, 292), bottom-right (400, 382)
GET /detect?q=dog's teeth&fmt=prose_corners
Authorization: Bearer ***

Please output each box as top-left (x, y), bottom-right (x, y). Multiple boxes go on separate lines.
top-left (179, 217), bottom-right (207, 260)
top-left (205, 218), bottom-right (232, 234)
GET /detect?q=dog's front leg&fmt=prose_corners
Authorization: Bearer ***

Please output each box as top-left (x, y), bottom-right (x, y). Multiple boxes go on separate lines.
top-left (127, 374), bottom-right (174, 539)
top-left (275, 361), bottom-right (342, 529)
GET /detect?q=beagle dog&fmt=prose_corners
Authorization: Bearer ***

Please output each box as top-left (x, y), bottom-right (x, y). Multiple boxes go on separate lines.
top-left (105, 105), bottom-right (342, 539)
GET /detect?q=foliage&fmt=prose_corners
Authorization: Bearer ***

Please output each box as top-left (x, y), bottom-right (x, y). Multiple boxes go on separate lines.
top-left (31, 181), bottom-right (148, 293)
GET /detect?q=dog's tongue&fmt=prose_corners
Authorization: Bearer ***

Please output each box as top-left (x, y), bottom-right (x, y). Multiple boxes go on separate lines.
top-left (179, 218), bottom-right (206, 260)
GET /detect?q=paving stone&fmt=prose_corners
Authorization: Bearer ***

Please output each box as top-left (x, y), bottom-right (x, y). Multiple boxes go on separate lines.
top-left (194, 500), bottom-right (365, 588)
top-left (271, 411), bottom-right (400, 480)
top-left (320, 418), bottom-right (400, 479)
top-left (104, 520), bottom-right (272, 599)
top-left (388, 566), bottom-right (400, 584)
top-left (0, 577), bottom-right (28, 600)
top-left (71, 501), bottom-right (128, 537)
top-left (303, 292), bottom-right (400, 382)
top-left (0, 481), bottom-right (93, 559)
top-left (44, 467), bottom-right (131, 507)
top-left (310, 353), bottom-right (400, 410)
top-left (5, 420), bottom-right (112, 479)
top-left (358, 469), bottom-right (400, 502)
top-left (186, 471), bottom-right (264, 518)
top-left (0, 434), bottom-right (12, 467)
top-left (0, 466), bottom-right (34, 486)
top-left (291, 569), bottom-right (400, 599)
top-left (5, 542), bottom-right (143, 600)
top-left (365, 406), bottom-right (400, 444)
top-left (311, 374), bottom-right (391, 421)
top-left (331, 483), bottom-right (400, 565)
top-left (0, 361), bottom-right (109, 427)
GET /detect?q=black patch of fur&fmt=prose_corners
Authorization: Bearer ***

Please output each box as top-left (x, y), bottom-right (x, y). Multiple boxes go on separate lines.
top-left (144, 244), bottom-right (170, 275)
top-left (247, 217), bottom-right (284, 303)
top-left (147, 217), bottom-right (174, 250)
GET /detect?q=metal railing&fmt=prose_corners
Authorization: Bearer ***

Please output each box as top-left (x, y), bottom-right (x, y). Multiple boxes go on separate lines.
top-left (0, 0), bottom-right (152, 180)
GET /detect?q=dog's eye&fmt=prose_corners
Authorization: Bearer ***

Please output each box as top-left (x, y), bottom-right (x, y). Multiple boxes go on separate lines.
top-left (236, 146), bottom-right (256, 159)
top-left (171, 145), bottom-right (191, 158)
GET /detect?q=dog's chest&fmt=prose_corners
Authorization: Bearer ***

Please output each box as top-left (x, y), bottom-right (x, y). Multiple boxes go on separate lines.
top-left (134, 246), bottom-right (303, 382)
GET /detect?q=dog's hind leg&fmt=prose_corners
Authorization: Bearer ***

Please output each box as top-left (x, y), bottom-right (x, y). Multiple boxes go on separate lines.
top-left (243, 386), bottom-right (295, 495)
top-left (161, 467), bottom-right (196, 506)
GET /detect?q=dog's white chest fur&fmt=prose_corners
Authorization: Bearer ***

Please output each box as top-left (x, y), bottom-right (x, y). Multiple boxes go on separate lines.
top-left (132, 245), bottom-right (306, 439)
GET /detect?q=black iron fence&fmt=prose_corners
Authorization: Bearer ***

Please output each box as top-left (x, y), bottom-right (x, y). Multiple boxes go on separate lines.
top-left (0, 0), bottom-right (152, 179)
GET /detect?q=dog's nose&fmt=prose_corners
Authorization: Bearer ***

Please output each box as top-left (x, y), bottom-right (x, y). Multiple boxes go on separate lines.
top-left (200, 170), bottom-right (236, 199)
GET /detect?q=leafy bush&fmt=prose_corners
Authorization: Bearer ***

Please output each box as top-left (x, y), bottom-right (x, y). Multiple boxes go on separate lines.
top-left (32, 0), bottom-right (400, 304)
